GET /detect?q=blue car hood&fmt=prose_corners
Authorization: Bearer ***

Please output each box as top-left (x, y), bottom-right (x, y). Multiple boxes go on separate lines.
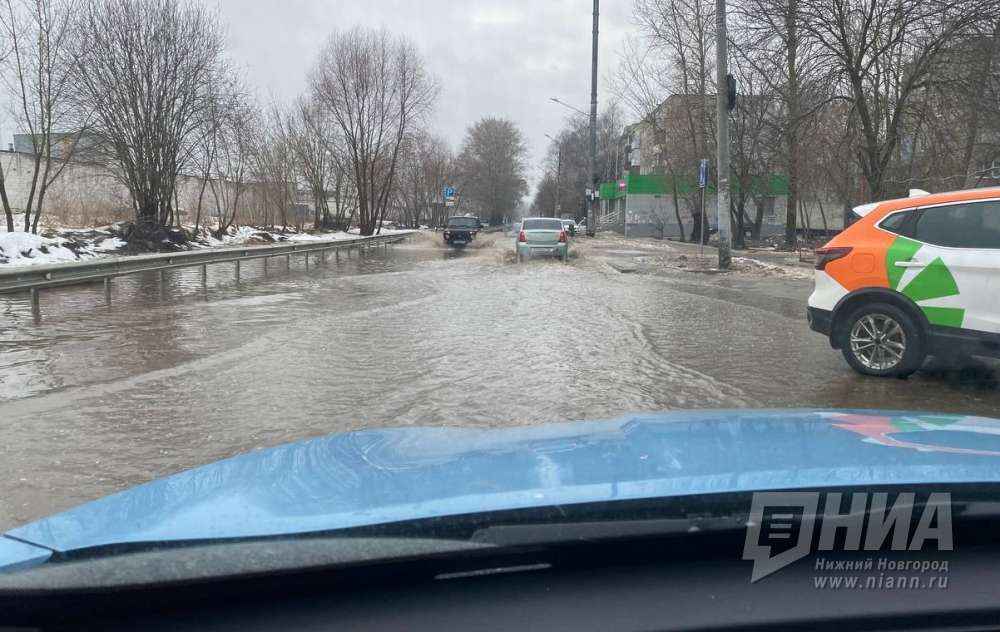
top-left (5, 408), bottom-right (1000, 572)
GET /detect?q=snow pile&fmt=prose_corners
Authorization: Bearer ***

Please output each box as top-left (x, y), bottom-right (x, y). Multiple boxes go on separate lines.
top-left (346, 227), bottom-right (413, 236)
top-left (287, 231), bottom-right (356, 242)
top-left (196, 225), bottom-right (379, 246)
top-left (0, 232), bottom-right (87, 267)
top-left (92, 237), bottom-right (126, 252)
top-left (1, 222), bottom-right (415, 268)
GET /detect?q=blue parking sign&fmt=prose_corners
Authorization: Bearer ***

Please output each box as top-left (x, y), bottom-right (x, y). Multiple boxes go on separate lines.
top-left (698, 159), bottom-right (709, 189)
top-left (445, 186), bottom-right (456, 199)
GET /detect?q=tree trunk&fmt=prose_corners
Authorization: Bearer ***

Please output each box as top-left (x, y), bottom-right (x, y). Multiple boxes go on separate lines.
top-left (784, 0), bottom-right (800, 250)
top-left (734, 197), bottom-right (747, 250)
top-left (671, 178), bottom-right (686, 241)
top-left (799, 198), bottom-right (811, 240)
top-left (194, 176), bottom-right (209, 233)
top-left (817, 196), bottom-right (828, 235)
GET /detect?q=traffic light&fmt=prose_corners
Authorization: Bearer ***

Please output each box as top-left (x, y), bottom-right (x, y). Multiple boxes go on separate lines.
top-left (726, 74), bottom-right (737, 112)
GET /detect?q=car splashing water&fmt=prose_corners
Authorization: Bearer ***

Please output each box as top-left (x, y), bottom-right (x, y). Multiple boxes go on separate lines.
top-left (0, 231), bottom-right (998, 529)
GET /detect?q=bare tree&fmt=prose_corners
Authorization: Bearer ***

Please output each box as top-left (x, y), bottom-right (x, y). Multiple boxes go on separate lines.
top-left (728, 60), bottom-right (778, 246)
top-left (73, 0), bottom-right (227, 243)
top-left (250, 104), bottom-right (299, 232)
top-left (456, 117), bottom-right (528, 225)
top-left (311, 27), bottom-right (437, 236)
top-left (396, 131), bottom-right (452, 228)
top-left (617, 0), bottom-right (717, 243)
top-left (542, 104), bottom-right (625, 221)
top-left (530, 173), bottom-right (559, 217)
top-left (284, 95), bottom-right (337, 230)
top-left (207, 93), bottom-right (254, 236)
top-left (731, 0), bottom-right (835, 248)
top-left (0, 0), bottom-right (81, 233)
top-left (799, 0), bottom-right (1000, 200)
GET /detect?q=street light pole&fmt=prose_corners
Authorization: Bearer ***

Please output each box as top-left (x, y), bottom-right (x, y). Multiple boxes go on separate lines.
top-left (715, 0), bottom-right (732, 268)
top-left (545, 133), bottom-right (563, 219)
top-left (556, 144), bottom-right (563, 218)
top-left (587, 0), bottom-right (599, 237)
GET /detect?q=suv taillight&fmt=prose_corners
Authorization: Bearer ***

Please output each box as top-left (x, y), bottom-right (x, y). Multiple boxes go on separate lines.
top-left (815, 247), bottom-right (853, 271)
top-left (518, 230), bottom-right (527, 243)
top-left (558, 230), bottom-right (567, 243)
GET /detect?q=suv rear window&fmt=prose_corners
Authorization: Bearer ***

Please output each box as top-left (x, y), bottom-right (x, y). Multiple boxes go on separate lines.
top-left (879, 211), bottom-right (916, 237)
top-left (913, 201), bottom-right (1000, 249)
top-left (447, 217), bottom-right (479, 228)
top-left (523, 219), bottom-right (564, 231)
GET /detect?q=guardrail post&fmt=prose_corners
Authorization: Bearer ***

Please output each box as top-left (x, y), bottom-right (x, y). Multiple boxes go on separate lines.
top-left (305, 252), bottom-right (309, 269)
top-left (286, 254), bottom-right (291, 269)
top-left (263, 257), bottom-right (268, 275)
top-left (201, 264), bottom-right (207, 287)
top-left (160, 270), bottom-right (166, 299)
top-left (235, 260), bottom-right (241, 282)
top-left (321, 249), bottom-right (326, 263)
top-left (30, 287), bottom-right (40, 321)
top-left (104, 277), bottom-right (112, 306)
top-left (335, 249), bottom-right (340, 261)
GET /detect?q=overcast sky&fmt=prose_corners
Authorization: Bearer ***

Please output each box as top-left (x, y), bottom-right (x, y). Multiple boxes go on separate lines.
top-left (203, 0), bottom-right (635, 191)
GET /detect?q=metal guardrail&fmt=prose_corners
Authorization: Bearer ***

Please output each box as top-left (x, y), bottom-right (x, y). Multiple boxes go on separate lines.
top-left (0, 231), bottom-right (413, 315)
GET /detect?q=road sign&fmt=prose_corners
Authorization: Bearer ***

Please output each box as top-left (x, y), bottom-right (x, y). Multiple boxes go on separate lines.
top-left (698, 159), bottom-right (709, 189)
top-left (445, 200), bottom-right (456, 207)
top-left (444, 186), bottom-right (456, 200)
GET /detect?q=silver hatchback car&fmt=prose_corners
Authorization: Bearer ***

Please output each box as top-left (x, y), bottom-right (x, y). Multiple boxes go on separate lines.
top-left (515, 217), bottom-right (569, 263)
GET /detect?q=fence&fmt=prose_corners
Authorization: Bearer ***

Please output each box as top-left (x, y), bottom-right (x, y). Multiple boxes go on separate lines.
top-left (0, 232), bottom-right (413, 318)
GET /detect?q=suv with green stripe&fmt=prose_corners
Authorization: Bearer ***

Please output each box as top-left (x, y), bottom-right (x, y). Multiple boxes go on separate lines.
top-left (808, 189), bottom-right (1000, 377)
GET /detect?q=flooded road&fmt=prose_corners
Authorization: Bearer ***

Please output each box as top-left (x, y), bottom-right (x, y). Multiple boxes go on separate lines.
top-left (1, 231), bottom-right (998, 529)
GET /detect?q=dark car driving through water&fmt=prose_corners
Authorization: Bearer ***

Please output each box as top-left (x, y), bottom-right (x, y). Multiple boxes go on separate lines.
top-left (443, 216), bottom-right (481, 248)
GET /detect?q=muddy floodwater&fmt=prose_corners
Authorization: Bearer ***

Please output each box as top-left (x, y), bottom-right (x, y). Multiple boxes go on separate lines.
top-left (1, 231), bottom-right (998, 529)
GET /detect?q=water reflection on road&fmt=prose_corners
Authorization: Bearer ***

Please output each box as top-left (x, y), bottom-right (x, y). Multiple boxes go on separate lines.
top-left (0, 231), bottom-right (997, 529)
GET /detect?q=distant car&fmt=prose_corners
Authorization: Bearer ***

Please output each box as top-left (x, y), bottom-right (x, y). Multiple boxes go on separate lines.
top-left (443, 216), bottom-right (479, 248)
top-left (561, 219), bottom-right (577, 236)
top-left (515, 217), bottom-right (569, 263)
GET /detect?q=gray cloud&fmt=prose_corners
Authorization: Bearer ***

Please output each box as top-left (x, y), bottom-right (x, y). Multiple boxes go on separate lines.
top-left (204, 0), bottom-right (633, 192)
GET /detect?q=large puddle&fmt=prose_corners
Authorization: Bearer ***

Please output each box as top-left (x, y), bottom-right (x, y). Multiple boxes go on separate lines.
top-left (0, 231), bottom-right (997, 528)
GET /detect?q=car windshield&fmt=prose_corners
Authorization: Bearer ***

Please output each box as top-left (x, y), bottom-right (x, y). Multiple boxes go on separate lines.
top-left (0, 0), bottom-right (998, 605)
top-left (522, 219), bottom-right (564, 231)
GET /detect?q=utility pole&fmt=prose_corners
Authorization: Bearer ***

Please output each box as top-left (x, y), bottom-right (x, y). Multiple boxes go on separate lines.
top-left (555, 144), bottom-right (562, 218)
top-left (545, 133), bottom-right (564, 218)
top-left (715, 0), bottom-right (732, 269)
top-left (587, 0), bottom-right (599, 237)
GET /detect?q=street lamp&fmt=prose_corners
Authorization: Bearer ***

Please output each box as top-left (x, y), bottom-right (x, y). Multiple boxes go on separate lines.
top-left (548, 1), bottom-right (599, 237)
top-left (545, 133), bottom-right (563, 219)
top-left (587, 0), bottom-right (599, 238)
top-left (549, 97), bottom-right (589, 118)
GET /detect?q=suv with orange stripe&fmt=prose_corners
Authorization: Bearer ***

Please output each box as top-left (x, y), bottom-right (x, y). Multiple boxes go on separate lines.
top-left (808, 188), bottom-right (1000, 377)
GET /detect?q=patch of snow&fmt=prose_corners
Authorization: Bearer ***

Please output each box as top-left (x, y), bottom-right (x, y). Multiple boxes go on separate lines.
top-left (287, 231), bottom-right (355, 242)
top-left (92, 237), bottom-right (126, 252)
top-left (733, 256), bottom-right (814, 280)
top-left (0, 232), bottom-right (87, 267)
